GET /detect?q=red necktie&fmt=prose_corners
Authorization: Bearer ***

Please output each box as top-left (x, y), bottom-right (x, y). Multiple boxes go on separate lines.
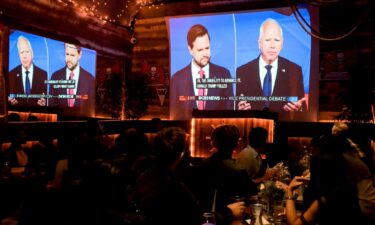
top-left (68, 71), bottom-right (74, 107)
top-left (198, 69), bottom-right (206, 110)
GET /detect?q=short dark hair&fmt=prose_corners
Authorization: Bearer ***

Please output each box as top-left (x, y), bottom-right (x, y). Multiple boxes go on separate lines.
top-left (153, 127), bottom-right (187, 165)
top-left (65, 43), bottom-right (82, 54)
top-left (187, 24), bottom-right (210, 49)
top-left (211, 124), bottom-right (240, 154)
top-left (248, 127), bottom-right (268, 148)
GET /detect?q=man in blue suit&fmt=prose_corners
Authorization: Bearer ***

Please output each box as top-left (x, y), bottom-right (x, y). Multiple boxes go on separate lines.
top-left (49, 43), bottom-right (95, 116)
top-left (8, 35), bottom-right (47, 107)
top-left (236, 18), bottom-right (306, 112)
top-left (170, 24), bottom-right (234, 120)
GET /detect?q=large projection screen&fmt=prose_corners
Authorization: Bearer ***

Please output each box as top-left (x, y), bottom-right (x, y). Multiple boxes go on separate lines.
top-left (168, 6), bottom-right (319, 122)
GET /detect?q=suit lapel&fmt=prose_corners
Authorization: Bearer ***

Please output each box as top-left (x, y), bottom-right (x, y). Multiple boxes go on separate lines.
top-left (76, 68), bottom-right (83, 95)
top-left (273, 57), bottom-right (286, 96)
top-left (254, 58), bottom-right (263, 95)
top-left (17, 66), bottom-right (26, 93)
top-left (187, 66), bottom-right (199, 109)
top-left (186, 66), bottom-right (195, 96)
top-left (207, 64), bottom-right (214, 96)
top-left (31, 66), bottom-right (39, 93)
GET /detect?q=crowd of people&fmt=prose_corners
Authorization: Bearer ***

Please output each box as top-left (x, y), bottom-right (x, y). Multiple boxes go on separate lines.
top-left (0, 121), bottom-right (374, 225)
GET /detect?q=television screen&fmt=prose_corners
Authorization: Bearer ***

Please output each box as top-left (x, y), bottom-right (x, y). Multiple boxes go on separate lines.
top-left (168, 6), bottom-right (318, 121)
top-left (8, 30), bottom-right (97, 117)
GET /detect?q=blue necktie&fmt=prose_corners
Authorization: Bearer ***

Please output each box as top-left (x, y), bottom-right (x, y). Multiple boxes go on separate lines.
top-left (25, 70), bottom-right (31, 95)
top-left (263, 65), bottom-right (272, 96)
top-left (263, 65), bottom-right (272, 108)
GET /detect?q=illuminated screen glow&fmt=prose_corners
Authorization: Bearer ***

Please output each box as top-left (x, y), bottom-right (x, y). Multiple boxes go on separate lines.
top-left (190, 117), bottom-right (275, 158)
top-left (168, 6), bottom-right (318, 122)
top-left (8, 30), bottom-right (97, 117)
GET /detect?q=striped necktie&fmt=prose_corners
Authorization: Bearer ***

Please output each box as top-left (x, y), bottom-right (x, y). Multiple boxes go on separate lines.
top-left (68, 71), bottom-right (75, 107)
top-left (197, 69), bottom-right (206, 110)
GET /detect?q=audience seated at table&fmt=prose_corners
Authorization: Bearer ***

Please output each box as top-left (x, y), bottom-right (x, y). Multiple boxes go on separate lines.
top-left (125, 126), bottom-right (203, 225)
top-left (236, 127), bottom-right (282, 184)
top-left (332, 122), bottom-right (375, 177)
top-left (286, 134), bottom-right (375, 225)
top-left (189, 124), bottom-right (257, 225)
top-left (79, 126), bottom-right (151, 223)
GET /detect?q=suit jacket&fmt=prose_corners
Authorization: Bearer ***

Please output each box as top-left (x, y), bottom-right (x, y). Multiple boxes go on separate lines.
top-left (236, 56), bottom-right (305, 112)
top-left (170, 62), bottom-right (234, 120)
top-left (8, 64), bottom-right (47, 107)
top-left (49, 67), bottom-right (95, 115)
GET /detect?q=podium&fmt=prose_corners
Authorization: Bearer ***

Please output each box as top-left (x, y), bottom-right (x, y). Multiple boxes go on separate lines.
top-left (190, 110), bottom-right (278, 158)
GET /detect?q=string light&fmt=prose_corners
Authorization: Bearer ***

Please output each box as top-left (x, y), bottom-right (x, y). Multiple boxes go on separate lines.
top-left (56, 0), bottom-right (162, 27)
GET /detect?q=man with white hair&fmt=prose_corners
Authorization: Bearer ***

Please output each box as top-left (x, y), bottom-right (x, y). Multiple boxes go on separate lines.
top-left (236, 18), bottom-right (306, 112)
top-left (8, 35), bottom-right (47, 107)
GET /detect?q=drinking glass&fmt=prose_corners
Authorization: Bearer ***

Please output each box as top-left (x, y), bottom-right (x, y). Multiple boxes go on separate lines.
top-left (250, 203), bottom-right (264, 225)
top-left (272, 200), bottom-right (285, 223)
top-left (230, 195), bottom-right (249, 222)
top-left (202, 212), bottom-right (216, 225)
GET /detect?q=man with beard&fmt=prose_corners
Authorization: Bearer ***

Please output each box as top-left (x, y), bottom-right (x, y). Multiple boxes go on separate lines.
top-left (170, 24), bottom-right (234, 120)
top-left (49, 43), bottom-right (95, 116)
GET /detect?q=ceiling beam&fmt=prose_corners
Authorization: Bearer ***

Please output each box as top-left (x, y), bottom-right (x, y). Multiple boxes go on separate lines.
top-left (0, 0), bottom-right (134, 57)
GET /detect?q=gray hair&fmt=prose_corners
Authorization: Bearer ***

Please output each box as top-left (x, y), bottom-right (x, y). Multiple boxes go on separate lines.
top-left (17, 35), bottom-right (33, 57)
top-left (259, 18), bottom-right (283, 39)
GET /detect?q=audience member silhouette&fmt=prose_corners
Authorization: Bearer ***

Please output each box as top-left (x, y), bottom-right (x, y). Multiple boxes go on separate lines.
top-left (194, 124), bottom-right (257, 224)
top-left (286, 134), bottom-right (375, 225)
top-left (7, 112), bottom-right (21, 122)
top-left (236, 127), bottom-right (281, 184)
top-left (27, 114), bottom-right (39, 121)
top-left (128, 127), bottom-right (203, 225)
top-left (332, 122), bottom-right (375, 175)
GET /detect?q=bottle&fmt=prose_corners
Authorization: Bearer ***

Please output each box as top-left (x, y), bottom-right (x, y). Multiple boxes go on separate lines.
top-left (202, 212), bottom-right (216, 225)
top-left (2, 161), bottom-right (11, 178)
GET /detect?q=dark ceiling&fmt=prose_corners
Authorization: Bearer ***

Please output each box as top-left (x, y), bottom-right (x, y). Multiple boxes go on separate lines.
top-left (0, 0), bottom-right (373, 56)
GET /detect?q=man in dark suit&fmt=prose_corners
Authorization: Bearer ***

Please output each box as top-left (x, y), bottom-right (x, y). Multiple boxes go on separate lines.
top-left (49, 43), bottom-right (95, 116)
top-left (8, 35), bottom-right (47, 107)
top-left (236, 18), bottom-right (306, 112)
top-left (170, 24), bottom-right (234, 120)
